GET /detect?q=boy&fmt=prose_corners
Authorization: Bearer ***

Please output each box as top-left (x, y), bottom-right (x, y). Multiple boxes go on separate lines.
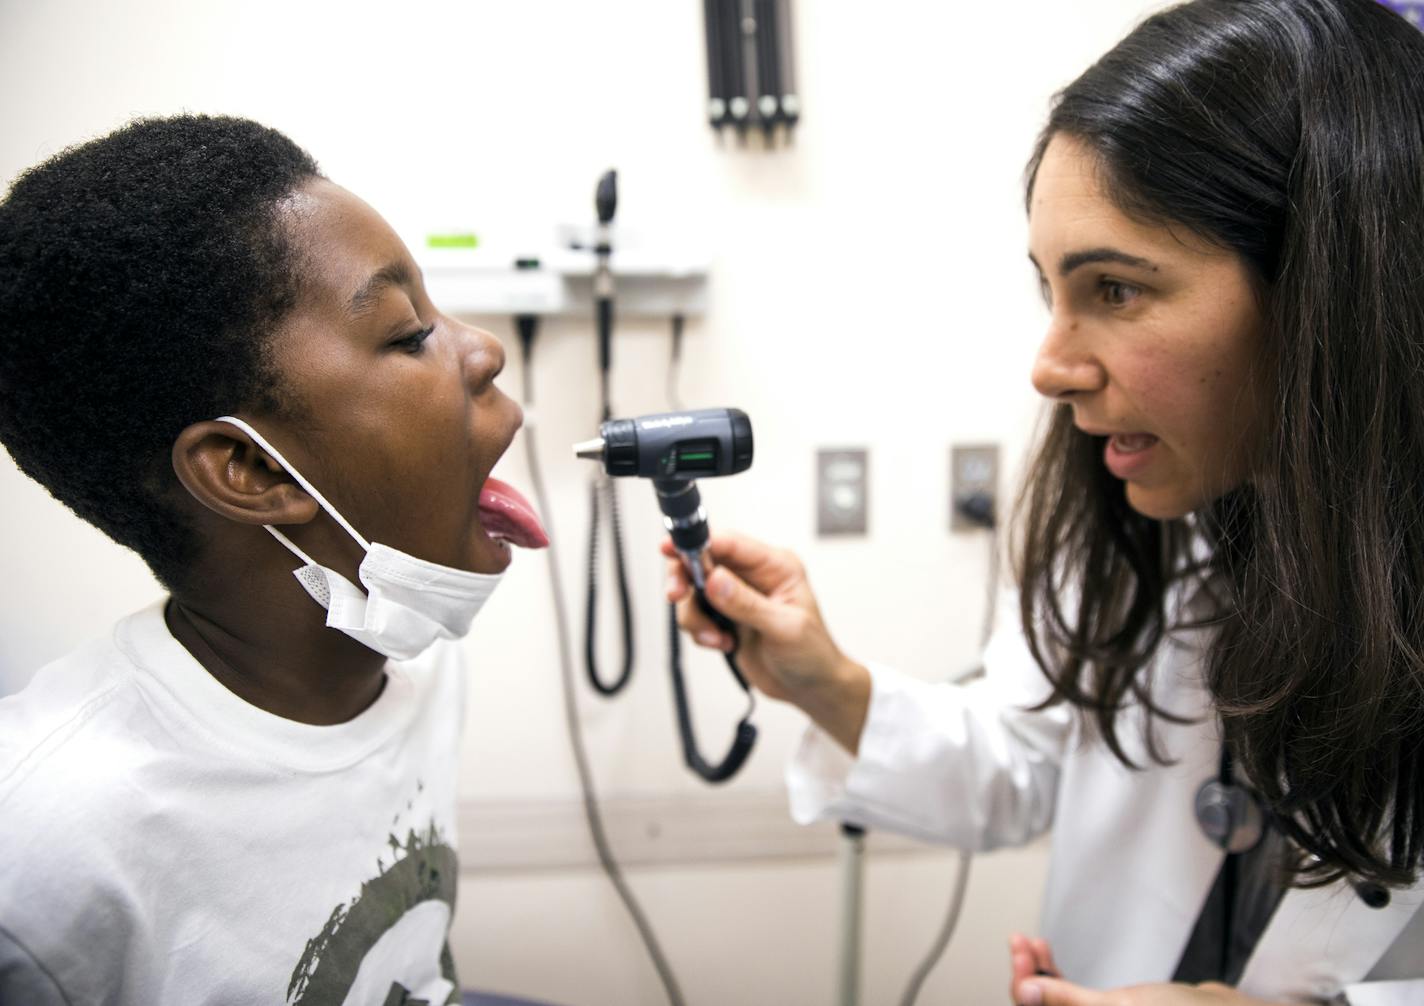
top-left (0, 115), bottom-right (547, 1004)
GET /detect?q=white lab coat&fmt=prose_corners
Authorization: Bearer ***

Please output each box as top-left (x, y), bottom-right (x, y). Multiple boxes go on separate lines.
top-left (785, 589), bottom-right (1424, 1005)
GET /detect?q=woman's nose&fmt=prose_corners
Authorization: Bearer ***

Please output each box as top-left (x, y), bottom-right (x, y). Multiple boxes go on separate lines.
top-left (1030, 317), bottom-right (1106, 400)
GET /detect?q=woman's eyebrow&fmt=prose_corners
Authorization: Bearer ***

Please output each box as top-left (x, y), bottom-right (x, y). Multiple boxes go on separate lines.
top-left (348, 261), bottom-right (416, 317)
top-left (1056, 247), bottom-right (1159, 276)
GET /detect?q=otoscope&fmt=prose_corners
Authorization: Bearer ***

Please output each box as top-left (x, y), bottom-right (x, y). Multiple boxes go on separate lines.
top-left (575, 407), bottom-right (757, 783)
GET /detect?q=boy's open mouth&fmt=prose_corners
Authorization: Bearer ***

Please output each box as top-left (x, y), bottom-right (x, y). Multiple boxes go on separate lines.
top-left (477, 477), bottom-right (549, 549)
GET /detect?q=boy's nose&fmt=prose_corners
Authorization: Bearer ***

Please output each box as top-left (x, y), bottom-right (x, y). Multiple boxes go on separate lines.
top-left (457, 323), bottom-right (505, 389)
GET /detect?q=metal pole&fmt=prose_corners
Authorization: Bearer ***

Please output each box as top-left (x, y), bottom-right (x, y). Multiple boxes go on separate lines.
top-left (837, 823), bottom-right (866, 1006)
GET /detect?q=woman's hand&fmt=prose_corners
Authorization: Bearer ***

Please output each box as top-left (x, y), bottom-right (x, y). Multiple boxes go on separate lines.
top-left (1008, 934), bottom-right (1274, 1006)
top-left (663, 531), bottom-right (871, 753)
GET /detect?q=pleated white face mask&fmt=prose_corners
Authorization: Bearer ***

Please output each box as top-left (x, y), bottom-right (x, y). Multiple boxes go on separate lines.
top-left (217, 416), bottom-right (504, 662)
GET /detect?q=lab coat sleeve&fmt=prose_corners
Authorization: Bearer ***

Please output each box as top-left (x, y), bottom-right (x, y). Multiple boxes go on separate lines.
top-left (784, 607), bottom-right (1074, 851)
top-left (1341, 980), bottom-right (1424, 1006)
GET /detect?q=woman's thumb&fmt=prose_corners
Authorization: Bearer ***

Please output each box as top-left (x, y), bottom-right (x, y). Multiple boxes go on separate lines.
top-left (1016, 977), bottom-right (1098, 1006)
top-left (704, 565), bottom-right (787, 635)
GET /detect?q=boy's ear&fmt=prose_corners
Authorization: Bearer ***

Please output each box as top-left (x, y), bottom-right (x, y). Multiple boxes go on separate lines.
top-left (171, 420), bottom-right (319, 527)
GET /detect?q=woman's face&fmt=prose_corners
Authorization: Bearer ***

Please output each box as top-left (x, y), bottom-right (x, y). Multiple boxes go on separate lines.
top-left (1027, 135), bottom-right (1266, 520)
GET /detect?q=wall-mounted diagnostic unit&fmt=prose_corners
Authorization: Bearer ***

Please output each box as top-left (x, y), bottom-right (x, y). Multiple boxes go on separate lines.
top-left (416, 242), bottom-right (709, 322)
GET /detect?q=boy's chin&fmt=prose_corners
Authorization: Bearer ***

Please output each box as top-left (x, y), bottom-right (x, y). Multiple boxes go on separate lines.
top-left (468, 534), bottom-right (514, 574)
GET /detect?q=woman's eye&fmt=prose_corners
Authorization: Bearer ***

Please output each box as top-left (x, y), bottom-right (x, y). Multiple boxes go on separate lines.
top-left (394, 324), bottom-right (435, 354)
top-left (1100, 279), bottom-right (1141, 307)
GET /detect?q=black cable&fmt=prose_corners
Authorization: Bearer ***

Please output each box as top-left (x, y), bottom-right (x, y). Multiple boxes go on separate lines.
top-left (584, 171), bottom-right (636, 697)
top-left (585, 477), bottom-right (637, 695)
top-left (519, 314), bottom-right (686, 1006)
top-left (1219, 744), bottom-right (1237, 980)
top-left (666, 314), bottom-right (685, 411)
top-left (667, 599), bottom-right (757, 783)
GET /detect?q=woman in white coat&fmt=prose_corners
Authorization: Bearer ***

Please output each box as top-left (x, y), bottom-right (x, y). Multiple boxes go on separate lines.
top-left (668, 1), bottom-right (1424, 1003)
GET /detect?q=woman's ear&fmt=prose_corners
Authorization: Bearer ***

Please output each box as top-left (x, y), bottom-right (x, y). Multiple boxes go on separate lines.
top-left (171, 420), bottom-right (320, 527)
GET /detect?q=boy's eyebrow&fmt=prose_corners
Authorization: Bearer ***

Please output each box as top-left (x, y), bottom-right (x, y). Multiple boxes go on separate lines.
top-left (348, 261), bottom-right (416, 317)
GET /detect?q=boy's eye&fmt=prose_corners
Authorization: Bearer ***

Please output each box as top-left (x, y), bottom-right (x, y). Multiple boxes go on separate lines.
top-left (393, 324), bottom-right (435, 354)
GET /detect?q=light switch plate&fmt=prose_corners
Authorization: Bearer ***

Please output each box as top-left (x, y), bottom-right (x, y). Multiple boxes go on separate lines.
top-left (817, 448), bottom-right (868, 536)
top-left (950, 444), bottom-right (999, 531)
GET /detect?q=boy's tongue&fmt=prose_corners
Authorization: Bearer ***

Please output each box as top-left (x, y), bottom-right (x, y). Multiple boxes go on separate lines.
top-left (478, 477), bottom-right (549, 549)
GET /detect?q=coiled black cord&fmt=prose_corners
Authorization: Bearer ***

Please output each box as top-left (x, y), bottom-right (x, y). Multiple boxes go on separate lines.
top-left (585, 474), bottom-right (636, 695)
top-left (667, 593), bottom-right (757, 783)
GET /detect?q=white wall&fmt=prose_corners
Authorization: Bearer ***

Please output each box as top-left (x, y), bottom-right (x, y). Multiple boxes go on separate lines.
top-left (0, 2), bottom-right (1165, 1003)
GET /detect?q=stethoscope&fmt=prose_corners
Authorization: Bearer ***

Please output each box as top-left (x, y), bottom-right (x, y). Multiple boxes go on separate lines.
top-left (1194, 744), bottom-right (1265, 854)
top-left (1195, 742), bottom-right (1392, 910)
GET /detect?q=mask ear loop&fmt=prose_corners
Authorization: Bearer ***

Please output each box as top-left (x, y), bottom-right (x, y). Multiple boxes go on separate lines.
top-left (214, 415), bottom-right (372, 552)
top-left (264, 526), bottom-right (341, 609)
top-left (265, 526), bottom-right (319, 566)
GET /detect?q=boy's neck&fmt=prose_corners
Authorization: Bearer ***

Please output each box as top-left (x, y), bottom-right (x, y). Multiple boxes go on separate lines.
top-left (164, 584), bottom-right (389, 726)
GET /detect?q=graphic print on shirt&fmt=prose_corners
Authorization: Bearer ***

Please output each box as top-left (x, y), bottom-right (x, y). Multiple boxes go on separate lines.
top-left (286, 786), bottom-right (460, 1006)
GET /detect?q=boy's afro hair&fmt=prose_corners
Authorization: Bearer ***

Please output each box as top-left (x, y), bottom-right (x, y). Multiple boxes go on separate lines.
top-left (0, 115), bottom-right (320, 589)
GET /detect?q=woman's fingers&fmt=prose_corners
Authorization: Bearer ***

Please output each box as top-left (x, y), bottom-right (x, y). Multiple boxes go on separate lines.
top-left (662, 530), bottom-right (818, 659)
top-left (701, 565), bottom-right (805, 640)
top-left (665, 557), bottom-right (691, 603)
top-left (673, 594), bottom-right (734, 651)
top-left (1009, 933), bottom-right (1040, 1003)
top-left (1031, 937), bottom-right (1061, 977)
top-left (663, 531), bottom-right (801, 596)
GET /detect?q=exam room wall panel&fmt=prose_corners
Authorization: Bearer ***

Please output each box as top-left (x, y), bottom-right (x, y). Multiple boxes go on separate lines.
top-left (0, 1), bottom-right (1166, 1002)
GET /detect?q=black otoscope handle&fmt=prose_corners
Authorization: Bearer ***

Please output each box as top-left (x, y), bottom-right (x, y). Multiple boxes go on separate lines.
top-left (597, 297), bottom-right (613, 398)
top-left (719, 0), bottom-right (749, 135)
top-left (593, 170), bottom-right (616, 417)
top-left (702, 0), bottom-right (728, 129)
top-left (596, 169), bottom-right (617, 225)
top-left (696, 589), bottom-right (739, 644)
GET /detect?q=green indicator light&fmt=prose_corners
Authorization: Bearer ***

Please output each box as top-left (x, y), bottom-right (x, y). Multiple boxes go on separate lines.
top-left (680, 452), bottom-right (715, 462)
top-left (426, 233), bottom-right (479, 249)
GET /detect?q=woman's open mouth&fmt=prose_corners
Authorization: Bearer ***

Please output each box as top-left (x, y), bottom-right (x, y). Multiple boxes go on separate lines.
top-left (1104, 433), bottom-right (1159, 480)
top-left (477, 477), bottom-right (549, 550)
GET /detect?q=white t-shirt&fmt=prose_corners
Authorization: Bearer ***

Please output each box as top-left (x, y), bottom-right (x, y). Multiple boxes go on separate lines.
top-left (0, 600), bottom-right (467, 1006)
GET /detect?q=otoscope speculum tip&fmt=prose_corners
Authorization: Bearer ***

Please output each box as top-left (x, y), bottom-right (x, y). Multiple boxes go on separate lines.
top-left (574, 437), bottom-right (606, 461)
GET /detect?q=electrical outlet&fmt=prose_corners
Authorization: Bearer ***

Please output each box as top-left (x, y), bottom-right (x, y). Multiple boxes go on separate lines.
top-left (950, 444), bottom-right (998, 531)
top-left (817, 448), bottom-right (868, 536)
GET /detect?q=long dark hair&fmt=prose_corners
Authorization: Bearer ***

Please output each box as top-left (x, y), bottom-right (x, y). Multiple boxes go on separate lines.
top-left (1015, 0), bottom-right (1424, 888)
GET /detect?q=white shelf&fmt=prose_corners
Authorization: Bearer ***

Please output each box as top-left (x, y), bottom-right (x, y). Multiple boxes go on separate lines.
top-left (418, 245), bottom-right (710, 320)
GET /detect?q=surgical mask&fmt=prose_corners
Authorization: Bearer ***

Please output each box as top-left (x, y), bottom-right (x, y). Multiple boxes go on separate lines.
top-left (216, 416), bottom-right (504, 662)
